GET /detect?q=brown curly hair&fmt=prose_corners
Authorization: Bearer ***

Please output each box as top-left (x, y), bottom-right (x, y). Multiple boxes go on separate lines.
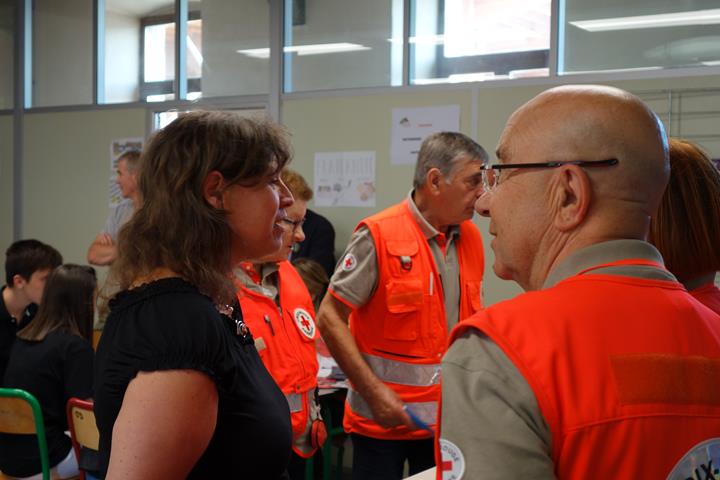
top-left (108, 111), bottom-right (292, 305)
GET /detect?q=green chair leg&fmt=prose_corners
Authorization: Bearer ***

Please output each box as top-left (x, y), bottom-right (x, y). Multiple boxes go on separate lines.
top-left (305, 454), bottom-right (315, 479)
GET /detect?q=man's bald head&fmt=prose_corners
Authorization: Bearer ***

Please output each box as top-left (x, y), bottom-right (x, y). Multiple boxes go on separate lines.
top-left (501, 85), bottom-right (669, 218)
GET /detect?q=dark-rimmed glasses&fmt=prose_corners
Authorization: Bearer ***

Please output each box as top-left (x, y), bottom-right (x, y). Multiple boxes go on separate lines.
top-left (280, 217), bottom-right (305, 232)
top-left (481, 158), bottom-right (619, 194)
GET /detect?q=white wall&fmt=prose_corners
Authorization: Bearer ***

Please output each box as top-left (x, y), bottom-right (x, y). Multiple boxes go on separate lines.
top-left (22, 108), bottom-right (146, 266)
top-left (0, 115), bottom-right (12, 257)
top-left (0, 1), bottom-right (13, 109)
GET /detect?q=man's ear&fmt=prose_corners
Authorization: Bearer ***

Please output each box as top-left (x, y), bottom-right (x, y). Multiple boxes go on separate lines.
top-left (203, 171), bottom-right (225, 209)
top-left (425, 168), bottom-right (443, 195)
top-left (11, 274), bottom-right (27, 289)
top-left (553, 165), bottom-right (591, 231)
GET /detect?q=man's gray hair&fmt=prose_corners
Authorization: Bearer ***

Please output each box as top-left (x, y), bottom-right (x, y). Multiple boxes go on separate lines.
top-left (118, 149), bottom-right (141, 173)
top-left (412, 132), bottom-right (488, 188)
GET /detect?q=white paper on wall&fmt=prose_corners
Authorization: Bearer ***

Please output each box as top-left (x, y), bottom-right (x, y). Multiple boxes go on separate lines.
top-left (314, 151), bottom-right (376, 207)
top-left (390, 105), bottom-right (461, 165)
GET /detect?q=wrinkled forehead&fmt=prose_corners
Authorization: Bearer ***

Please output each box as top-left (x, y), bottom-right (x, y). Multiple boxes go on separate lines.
top-left (496, 109), bottom-right (544, 163)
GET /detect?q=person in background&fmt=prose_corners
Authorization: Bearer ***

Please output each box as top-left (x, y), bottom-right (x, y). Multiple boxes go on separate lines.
top-left (235, 168), bottom-right (326, 479)
top-left (0, 264), bottom-right (96, 480)
top-left (292, 258), bottom-right (330, 313)
top-left (648, 138), bottom-right (720, 314)
top-left (317, 132), bottom-right (487, 480)
top-left (439, 85), bottom-right (720, 479)
top-left (0, 239), bottom-right (62, 379)
top-left (87, 150), bottom-right (141, 266)
top-left (285, 170), bottom-right (336, 277)
top-left (93, 112), bottom-right (295, 479)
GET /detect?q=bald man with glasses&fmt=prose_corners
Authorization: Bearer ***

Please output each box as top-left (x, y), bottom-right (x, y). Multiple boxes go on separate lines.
top-left (437, 85), bottom-right (720, 480)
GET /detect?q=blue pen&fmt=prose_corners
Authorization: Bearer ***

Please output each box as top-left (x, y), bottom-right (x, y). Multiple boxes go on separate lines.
top-left (403, 405), bottom-right (432, 431)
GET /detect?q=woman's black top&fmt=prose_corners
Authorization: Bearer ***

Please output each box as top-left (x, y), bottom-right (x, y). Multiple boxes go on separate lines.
top-left (94, 278), bottom-right (292, 478)
top-left (0, 331), bottom-right (94, 477)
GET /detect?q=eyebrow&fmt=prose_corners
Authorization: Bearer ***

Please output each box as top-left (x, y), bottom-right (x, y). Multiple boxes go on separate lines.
top-left (495, 146), bottom-right (506, 161)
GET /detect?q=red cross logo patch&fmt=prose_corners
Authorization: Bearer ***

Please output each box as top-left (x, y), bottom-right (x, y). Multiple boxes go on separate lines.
top-left (293, 308), bottom-right (316, 339)
top-left (439, 438), bottom-right (465, 480)
top-left (341, 253), bottom-right (357, 272)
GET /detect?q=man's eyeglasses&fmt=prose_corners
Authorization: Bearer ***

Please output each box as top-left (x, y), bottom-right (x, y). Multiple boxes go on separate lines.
top-left (281, 217), bottom-right (305, 232)
top-left (481, 158), bottom-right (619, 194)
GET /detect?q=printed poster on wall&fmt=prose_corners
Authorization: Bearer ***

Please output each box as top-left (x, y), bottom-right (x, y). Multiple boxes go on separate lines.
top-left (314, 151), bottom-right (376, 207)
top-left (390, 105), bottom-right (461, 165)
top-left (109, 137), bottom-right (144, 208)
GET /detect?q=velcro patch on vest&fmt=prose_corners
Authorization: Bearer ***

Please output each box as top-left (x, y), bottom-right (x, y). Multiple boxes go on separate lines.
top-left (439, 438), bottom-right (465, 480)
top-left (666, 437), bottom-right (720, 480)
top-left (610, 354), bottom-right (720, 405)
top-left (255, 337), bottom-right (266, 351)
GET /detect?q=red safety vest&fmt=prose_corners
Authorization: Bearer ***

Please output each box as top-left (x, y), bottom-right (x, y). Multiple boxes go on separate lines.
top-left (691, 282), bottom-right (720, 316)
top-left (344, 200), bottom-right (484, 440)
top-left (439, 259), bottom-right (720, 479)
top-left (237, 261), bottom-right (321, 457)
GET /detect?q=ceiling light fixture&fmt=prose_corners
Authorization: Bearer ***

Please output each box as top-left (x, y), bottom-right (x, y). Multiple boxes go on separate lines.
top-left (237, 42), bottom-right (370, 59)
top-left (570, 8), bottom-right (720, 32)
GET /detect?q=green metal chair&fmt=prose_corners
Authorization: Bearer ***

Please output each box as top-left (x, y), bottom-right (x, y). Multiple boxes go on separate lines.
top-left (0, 388), bottom-right (51, 480)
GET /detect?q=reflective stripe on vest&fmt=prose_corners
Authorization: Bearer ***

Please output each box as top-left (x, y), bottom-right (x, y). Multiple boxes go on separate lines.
top-left (347, 388), bottom-right (438, 425)
top-left (363, 353), bottom-right (441, 387)
top-left (286, 389), bottom-right (315, 413)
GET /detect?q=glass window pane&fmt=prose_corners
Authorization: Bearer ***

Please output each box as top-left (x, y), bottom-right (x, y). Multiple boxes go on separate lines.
top-left (0, 0), bottom-right (14, 109)
top-left (104, 0), bottom-right (143, 104)
top-left (560, 1), bottom-right (720, 74)
top-left (33, 0), bottom-right (93, 107)
top-left (282, 0), bottom-right (400, 93)
top-left (193, 0), bottom-right (269, 98)
top-left (104, 1), bottom-right (176, 103)
top-left (411, 0), bottom-right (550, 85)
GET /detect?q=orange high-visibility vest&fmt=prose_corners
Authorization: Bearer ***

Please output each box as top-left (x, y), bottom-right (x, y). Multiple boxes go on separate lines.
top-left (237, 261), bottom-right (321, 457)
top-left (344, 200), bottom-right (484, 440)
top-left (441, 259), bottom-right (720, 479)
top-left (691, 282), bottom-right (720, 315)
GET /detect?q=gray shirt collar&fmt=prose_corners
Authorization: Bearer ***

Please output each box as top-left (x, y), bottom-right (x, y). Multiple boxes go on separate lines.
top-left (543, 239), bottom-right (674, 289)
top-left (406, 190), bottom-right (460, 242)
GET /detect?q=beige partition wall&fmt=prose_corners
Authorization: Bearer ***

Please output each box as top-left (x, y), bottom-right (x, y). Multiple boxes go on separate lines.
top-left (0, 115), bottom-right (13, 256)
top-left (284, 74), bottom-right (720, 306)
top-left (22, 108), bottom-right (146, 266)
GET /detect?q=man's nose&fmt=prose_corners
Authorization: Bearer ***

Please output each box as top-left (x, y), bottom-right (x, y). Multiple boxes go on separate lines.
top-left (474, 193), bottom-right (491, 217)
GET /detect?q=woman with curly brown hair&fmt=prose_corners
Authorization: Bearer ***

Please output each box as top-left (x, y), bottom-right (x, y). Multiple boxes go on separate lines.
top-left (94, 111), bottom-right (295, 478)
top-left (649, 138), bottom-right (720, 313)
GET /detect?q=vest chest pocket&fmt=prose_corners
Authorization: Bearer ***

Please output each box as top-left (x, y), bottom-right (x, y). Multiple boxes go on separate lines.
top-left (384, 279), bottom-right (423, 341)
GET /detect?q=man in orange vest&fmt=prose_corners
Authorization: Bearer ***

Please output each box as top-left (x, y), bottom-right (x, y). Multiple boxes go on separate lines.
top-left (437, 85), bottom-right (720, 480)
top-left (317, 132), bottom-right (488, 480)
top-left (235, 169), bottom-right (326, 479)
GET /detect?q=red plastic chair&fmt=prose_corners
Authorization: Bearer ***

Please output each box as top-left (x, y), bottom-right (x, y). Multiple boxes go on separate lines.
top-left (65, 399), bottom-right (98, 480)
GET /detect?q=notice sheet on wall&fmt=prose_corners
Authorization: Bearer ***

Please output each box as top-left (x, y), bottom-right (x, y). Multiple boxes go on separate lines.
top-left (109, 137), bottom-right (144, 207)
top-left (390, 105), bottom-right (461, 165)
top-left (314, 151), bottom-right (376, 207)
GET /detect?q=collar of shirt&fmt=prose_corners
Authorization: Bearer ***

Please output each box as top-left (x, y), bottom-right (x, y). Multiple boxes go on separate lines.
top-left (0, 285), bottom-right (35, 326)
top-left (233, 263), bottom-right (280, 300)
top-left (543, 239), bottom-right (673, 289)
top-left (406, 190), bottom-right (460, 245)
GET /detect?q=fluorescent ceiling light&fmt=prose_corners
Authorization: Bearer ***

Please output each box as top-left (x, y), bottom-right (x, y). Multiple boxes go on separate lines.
top-left (570, 8), bottom-right (720, 32)
top-left (237, 43), bottom-right (370, 59)
top-left (388, 35), bottom-right (445, 46)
